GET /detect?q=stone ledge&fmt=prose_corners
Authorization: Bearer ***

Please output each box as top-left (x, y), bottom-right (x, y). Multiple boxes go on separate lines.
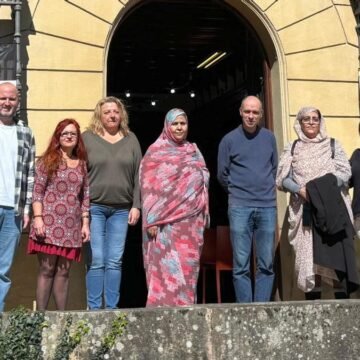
top-left (2, 301), bottom-right (360, 359)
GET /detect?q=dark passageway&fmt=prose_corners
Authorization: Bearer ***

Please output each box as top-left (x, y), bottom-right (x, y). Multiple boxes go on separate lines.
top-left (107, 0), bottom-right (268, 307)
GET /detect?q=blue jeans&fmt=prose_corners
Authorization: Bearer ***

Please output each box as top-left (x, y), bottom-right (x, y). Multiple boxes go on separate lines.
top-left (228, 206), bottom-right (276, 303)
top-left (0, 206), bottom-right (21, 311)
top-left (85, 204), bottom-right (129, 309)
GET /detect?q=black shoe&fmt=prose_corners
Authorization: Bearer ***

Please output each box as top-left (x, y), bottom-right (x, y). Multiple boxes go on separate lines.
top-left (305, 291), bottom-right (321, 300)
top-left (334, 291), bottom-right (348, 299)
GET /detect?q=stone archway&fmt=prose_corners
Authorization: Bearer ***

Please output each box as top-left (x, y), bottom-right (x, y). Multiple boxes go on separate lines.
top-left (105, 0), bottom-right (287, 305)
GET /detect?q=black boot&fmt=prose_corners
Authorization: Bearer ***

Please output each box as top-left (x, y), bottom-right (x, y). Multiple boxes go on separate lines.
top-left (305, 291), bottom-right (321, 300)
top-left (334, 291), bottom-right (349, 299)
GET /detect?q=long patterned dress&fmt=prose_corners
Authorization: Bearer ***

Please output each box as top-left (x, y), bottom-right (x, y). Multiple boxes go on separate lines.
top-left (276, 114), bottom-right (352, 292)
top-left (140, 109), bottom-right (209, 307)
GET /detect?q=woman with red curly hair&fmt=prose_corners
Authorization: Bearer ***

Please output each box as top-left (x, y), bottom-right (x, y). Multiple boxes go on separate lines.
top-left (28, 119), bottom-right (90, 310)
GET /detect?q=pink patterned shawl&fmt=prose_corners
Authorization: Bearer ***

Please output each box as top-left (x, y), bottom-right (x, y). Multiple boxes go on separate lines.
top-left (140, 108), bottom-right (209, 230)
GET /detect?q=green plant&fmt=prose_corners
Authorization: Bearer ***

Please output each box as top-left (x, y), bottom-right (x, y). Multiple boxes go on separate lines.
top-left (0, 307), bottom-right (127, 359)
top-left (53, 315), bottom-right (90, 360)
top-left (0, 306), bottom-right (46, 360)
top-left (91, 313), bottom-right (128, 359)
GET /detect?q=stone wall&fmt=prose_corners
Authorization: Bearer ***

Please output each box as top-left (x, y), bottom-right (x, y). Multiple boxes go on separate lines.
top-left (2, 301), bottom-right (360, 359)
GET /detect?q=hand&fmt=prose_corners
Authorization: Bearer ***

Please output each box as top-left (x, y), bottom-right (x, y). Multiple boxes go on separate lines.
top-left (33, 217), bottom-right (46, 237)
top-left (147, 226), bottom-right (158, 238)
top-left (298, 187), bottom-right (308, 201)
top-left (128, 208), bottom-right (140, 226)
top-left (23, 214), bottom-right (30, 230)
top-left (81, 224), bottom-right (90, 243)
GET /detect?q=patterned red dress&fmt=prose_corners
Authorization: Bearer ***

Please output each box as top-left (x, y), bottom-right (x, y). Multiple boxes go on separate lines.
top-left (28, 161), bottom-right (89, 261)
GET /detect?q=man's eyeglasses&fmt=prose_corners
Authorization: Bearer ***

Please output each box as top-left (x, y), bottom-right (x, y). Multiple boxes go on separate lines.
top-left (301, 116), bottom-right (320, 124)
top-left (60, 132), bottom-right (78, 138)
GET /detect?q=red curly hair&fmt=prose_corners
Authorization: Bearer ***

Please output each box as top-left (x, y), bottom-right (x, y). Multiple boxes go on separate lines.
top-left (38, 118), bottom-right (87, 179)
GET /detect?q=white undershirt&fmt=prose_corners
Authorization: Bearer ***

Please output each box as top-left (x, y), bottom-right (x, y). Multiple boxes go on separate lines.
top-left (0, 124), bottom-right (17, 207)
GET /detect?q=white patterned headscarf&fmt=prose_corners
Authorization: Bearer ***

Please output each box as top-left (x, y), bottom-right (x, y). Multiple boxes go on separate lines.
top-left (276, 106), bottom-right (328, 189)
top-left (294, 106), bottom-right (327, 142)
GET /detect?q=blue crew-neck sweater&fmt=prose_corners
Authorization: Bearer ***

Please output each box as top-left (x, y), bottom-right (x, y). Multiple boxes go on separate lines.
top-left (217, 125), bottom-right (278, 207)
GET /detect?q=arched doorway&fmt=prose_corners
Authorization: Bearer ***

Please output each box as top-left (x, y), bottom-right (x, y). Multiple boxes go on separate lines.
top-left (106, 0), bottom-right (276, 306)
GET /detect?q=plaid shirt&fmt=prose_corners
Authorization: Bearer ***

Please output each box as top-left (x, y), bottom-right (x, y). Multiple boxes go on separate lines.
top-left (14, 121), bottom-right (35, 216)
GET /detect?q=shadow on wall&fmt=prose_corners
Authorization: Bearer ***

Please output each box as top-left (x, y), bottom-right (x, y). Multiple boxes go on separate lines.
top-left (6, 232), bottom-right (87, 311)
top-left (0, 0), bottom-right (34, 124)
top-left (18, 0), bottom-right (36, 124)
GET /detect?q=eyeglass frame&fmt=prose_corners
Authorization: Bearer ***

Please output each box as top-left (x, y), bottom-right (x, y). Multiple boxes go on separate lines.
top-left (301, 116), bottom-right (321, 124)
top-left (60, 131), bottom-right (78, 138)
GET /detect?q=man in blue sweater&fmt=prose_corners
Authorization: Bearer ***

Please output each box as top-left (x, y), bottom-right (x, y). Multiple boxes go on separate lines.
top-left (217, 96), bottom-right (278, 303)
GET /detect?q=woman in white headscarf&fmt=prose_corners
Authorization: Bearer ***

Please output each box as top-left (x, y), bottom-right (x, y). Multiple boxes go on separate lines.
top-left (276, 106), bottom-right (357, 299)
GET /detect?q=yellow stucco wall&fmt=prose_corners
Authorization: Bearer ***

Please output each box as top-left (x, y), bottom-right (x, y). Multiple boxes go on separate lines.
top-left (8, 0), bottom-right (354, 155)
top-left (20, 0), bottom-right (122, 151)
top-left (0, 0), bottom-right (359, 305)
top-left (248, 0), bottom-right (358, 152)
